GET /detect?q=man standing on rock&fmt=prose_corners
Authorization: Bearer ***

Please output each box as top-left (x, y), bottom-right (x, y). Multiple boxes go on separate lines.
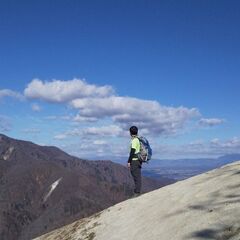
top-left (127, 126), bottom-right (142, 197)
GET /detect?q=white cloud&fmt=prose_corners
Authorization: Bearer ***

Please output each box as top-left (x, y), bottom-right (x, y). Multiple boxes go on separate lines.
top-left (210, 138), bottom-right (220, 144)
top-left (73, 114), bottom-right (98, 122)
top-left (58, 137), bottom-right (129, 160)
top-left (0, 89), bottom-right (23, 100)
top-left (211, 137), bottom-right (240, 149)
top-left (22, 78), bottom-right (218, 137)
top-left (44, 116), bottom-right (58, 120)
top-left (22, 128), bottom-right (41, 134)
top-left (54, 134), bottom-right (68, 140)
top-left (198, 118), bottom-right (225, 127)
top-left (207, 137), bottom-right (240, 155)
top-left (82, 125), bottom-right (123, 137)
top-left (31, 103), bottom-right (41, 112)
top-left (0, 115), bottom-right (11, 132)
top-left (93, 140), bottom-right (107, 145)
top-left (71, 96), bottom-right (200, 136)
top-left (53, 125), bottom-right (124, 141)
top-left (60, 116), bottom-right (72, 120)
top-left (153, 137), bottom-right (240, 159)
top-left (23, 79), bottom-right (200, 136)
top-left (24, 78), bottom-right (114, 103)
top-left (44, 115), bottom-right (72, 121)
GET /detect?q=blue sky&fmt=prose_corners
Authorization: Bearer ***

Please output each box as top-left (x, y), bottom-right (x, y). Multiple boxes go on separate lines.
top-left (0, 0), bottom-right (240, 160)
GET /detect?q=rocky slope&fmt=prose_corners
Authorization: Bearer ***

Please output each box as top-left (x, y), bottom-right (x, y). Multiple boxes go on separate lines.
top-left (35, 161), bottom-right (240, 240)
top-left (0, 134), bottom-right (169, 240)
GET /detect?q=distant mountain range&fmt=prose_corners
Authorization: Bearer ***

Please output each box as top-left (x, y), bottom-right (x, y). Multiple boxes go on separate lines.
top-left (142, 154), bottom-right (240, 180)
top-left (0, 134), bottom-right (170, 240)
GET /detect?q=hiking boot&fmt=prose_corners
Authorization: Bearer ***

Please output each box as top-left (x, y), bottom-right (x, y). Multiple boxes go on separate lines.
top-left (131, 192), bottom-right (141, 198)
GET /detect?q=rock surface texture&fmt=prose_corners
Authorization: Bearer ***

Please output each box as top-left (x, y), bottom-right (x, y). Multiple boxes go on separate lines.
top-left (35, 161), bottom-right (240, 240)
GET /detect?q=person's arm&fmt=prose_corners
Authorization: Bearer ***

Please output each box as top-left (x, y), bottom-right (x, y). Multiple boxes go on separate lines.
top-left (128, 148), bottom-right (136, 164)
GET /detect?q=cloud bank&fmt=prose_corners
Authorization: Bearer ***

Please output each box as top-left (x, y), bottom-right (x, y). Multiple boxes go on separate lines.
top-left (0, 115), bottom-right (11, 132)
top-left (23, 78), bottom-right (226, 137)
top-left (31, 103), bottom-right (41, 112)
top-left (0, 89), bottom-right (23, 100)
top-left (71, 96), bottom-right (199, 135)
top-left (153, 137), bottom-right (240, 159)
top-left (198, 118), bottom-right (225, 127)
top-left (19, 77), bottom-right (230, 159)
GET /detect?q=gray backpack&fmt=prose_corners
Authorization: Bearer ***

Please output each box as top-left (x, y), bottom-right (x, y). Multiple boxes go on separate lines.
top-left (137, 136), bottom-right (152, 163)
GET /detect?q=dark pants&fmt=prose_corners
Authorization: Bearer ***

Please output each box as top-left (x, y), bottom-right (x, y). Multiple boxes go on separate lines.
top-left (130, 160), bottom-right (142, 194)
